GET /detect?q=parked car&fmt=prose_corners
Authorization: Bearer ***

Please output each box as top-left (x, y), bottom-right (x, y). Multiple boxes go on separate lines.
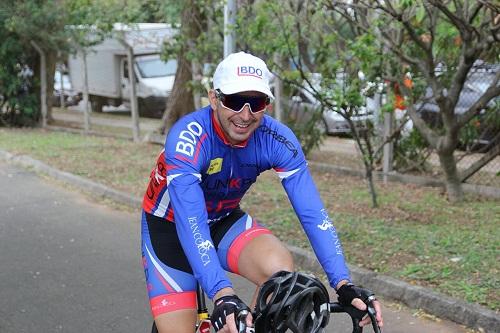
top-left (52, 70), bottom-right (80, 107)
top-left (414, 62), bottom-right (499, 150)
top-left (285, 87), bottom-right (374, 135)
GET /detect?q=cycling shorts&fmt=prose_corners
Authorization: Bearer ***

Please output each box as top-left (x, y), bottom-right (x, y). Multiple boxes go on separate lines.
top-left (141, 209), bottom-right (272, 317)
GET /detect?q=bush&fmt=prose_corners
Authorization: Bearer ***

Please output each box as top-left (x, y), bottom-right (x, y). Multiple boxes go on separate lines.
top-left (0, 10), bottom-right (40, 127)
top-left (394, 128), bottom-right (431, 172)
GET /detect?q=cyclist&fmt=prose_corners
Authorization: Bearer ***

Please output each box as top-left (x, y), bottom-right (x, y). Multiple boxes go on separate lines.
top-left (141, 51), bottom-right (384, 333)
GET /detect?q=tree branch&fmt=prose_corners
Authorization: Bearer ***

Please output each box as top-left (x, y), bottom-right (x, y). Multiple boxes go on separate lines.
top-left (429, 0), bottom-right (472, 36)
top-left (296, 16), bottom-right (315, 71)
top-left (456, 70), bottom-right (500, 129)
top-left (460, 141), bottom-right (500, 182)
top-left (469, 1), bottom-right (484, 24)
top-left (405, 103), bottom-right (441, 150)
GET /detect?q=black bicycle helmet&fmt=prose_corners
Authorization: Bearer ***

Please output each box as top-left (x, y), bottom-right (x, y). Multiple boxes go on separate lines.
top-left (253, 271), bottom-right (330, 333)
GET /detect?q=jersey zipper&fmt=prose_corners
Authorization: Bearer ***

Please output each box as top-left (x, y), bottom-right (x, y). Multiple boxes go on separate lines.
top-left (226, 147), bottom-right (234, 197)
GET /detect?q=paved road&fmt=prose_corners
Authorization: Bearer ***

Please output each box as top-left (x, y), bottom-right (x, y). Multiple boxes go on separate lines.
top-left (0, 161), bottom-right (470, 332)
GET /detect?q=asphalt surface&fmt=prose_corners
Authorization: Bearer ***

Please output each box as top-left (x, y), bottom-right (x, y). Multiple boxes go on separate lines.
top-left (0, 160), bottom-right (478, 332)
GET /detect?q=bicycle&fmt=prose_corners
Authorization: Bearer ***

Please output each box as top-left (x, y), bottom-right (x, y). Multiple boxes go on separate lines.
top-left (151, 273), bottom-right (382, 333)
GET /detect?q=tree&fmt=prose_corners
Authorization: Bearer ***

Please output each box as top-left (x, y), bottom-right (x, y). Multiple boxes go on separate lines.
top-left (157, 1), bottom-right (198, 133)
top-left (1, 0), bottom-right (147, 128)
top-left (328, 0), bottom-right (500, 202)
top-left (237, 0), bottom-right (500, 204)
top-left (236, 1), bottom-right (394, 207)
top-left (0, 10), bottom-right (39, 126)
top-left (1, 0), bottom-right (67, 125)
top-left (157, 0), bottom-right (224, 134)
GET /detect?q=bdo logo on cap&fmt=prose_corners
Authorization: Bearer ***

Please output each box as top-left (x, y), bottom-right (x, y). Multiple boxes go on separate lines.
top-left (237, 66), bottom-right (263, 79)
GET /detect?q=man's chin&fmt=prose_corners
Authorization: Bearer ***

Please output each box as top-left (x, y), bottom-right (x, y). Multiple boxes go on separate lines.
top-left (227, 130), bottom-right (251, 144)
top-left (231, 123), bottom-right (252, 136)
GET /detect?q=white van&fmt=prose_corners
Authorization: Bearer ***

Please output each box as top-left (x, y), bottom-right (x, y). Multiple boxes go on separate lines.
top-left (68, 23), bottom-right (177, 118)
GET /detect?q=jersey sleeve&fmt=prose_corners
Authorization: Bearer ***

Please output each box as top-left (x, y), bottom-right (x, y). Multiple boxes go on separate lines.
top-left (164, 119), bottom-right (232, 299)
top-left (270, 124), bottom-right (351, 289)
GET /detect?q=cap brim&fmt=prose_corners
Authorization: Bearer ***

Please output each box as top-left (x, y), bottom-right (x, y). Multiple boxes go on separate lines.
top-left (218, 82), bottom-right (274, 99)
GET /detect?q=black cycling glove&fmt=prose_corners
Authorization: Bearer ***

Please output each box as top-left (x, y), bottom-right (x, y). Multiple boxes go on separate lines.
top-left (336, 283), bottom-right (375, 306)
top-left (211, 295), bottom-right (250, 331)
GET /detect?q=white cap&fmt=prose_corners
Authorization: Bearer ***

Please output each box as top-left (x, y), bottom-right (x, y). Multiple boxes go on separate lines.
top-left (213, 51), bottom-right (274, 99)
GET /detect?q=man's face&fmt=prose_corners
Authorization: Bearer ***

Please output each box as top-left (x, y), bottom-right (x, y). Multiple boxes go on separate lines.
top-left (209, 90), bottom-right (267, 145)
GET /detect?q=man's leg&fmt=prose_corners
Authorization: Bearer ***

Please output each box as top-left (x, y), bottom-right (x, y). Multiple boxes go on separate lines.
top-left (142, 211), bottom-right (198, 333)
top-left (211, 209), bottom-right (294, 308)
top-left (213, 211), bottom-right (294, 287)
top-left (236, 233), bottom-right (294, 307)
top-left (213, 210), bottom-right (294, 305)
top-left (237, 233), bottom-right (294, 286)
top-left (154, 309), bottom-right (197, 333)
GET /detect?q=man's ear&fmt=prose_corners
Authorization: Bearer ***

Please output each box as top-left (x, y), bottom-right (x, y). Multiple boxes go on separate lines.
top-left (208, 89), bottom-right (218, 110)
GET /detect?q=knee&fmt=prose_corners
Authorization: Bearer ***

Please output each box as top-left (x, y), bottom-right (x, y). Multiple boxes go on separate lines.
top-left (252, 241), bottom-right (295, 286)
top-left (263, 247), bottom-right (294, 279)
top-left (238, 234), bottom-right (295, 285)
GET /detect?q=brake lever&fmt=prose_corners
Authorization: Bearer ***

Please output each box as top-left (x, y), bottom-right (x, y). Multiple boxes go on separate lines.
top-left (237, 309), bottom-right (254, 333)
top-left (342, 305), bottom-right (366, 333)
top-left (330, 302), bottom-right (365, 333)
top-left (366, 296), bottom-right (382, 333)
top-left (329, 299), bottom-right (382, 333)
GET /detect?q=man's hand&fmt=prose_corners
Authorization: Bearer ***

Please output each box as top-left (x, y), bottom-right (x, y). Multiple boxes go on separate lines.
top-left (336, 283), bottom-right (384, 328)
top-left (211, 294), bottom-right (252, 332)
top-left (213, 311), bottom-right (254, 333)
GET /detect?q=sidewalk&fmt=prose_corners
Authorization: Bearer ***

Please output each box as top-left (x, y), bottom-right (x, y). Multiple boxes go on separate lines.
top-left (0, 147), bottom-right (498, 333)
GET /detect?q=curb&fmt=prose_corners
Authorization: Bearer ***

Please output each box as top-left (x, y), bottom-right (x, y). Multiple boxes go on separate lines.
top-left (1, 149), bottom-right (498, 332)
top-left (0, 150), bottom-right (141, 208)
top-left (309, 161), bottom-right (500, 200)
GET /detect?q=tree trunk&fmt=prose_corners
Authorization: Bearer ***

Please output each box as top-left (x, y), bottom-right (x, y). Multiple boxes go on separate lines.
top-left (31, 41), bottom-right (47, 127)
top-left (365, 166), bottom-right (378, 208)
top-left (158, 0), bottom-right (201, 134)
top-left (437, 149), bottom-right (464, 203)
top-left (158, 54), bottom-right (195, 134)
top-left (356, 127), bottom-right (378, 208)
top-left (45, 50), bottom-right (57, 123)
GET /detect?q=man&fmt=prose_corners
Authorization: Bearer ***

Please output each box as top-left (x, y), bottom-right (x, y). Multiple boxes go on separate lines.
top-left (141, 51), bottom-right (383, 333)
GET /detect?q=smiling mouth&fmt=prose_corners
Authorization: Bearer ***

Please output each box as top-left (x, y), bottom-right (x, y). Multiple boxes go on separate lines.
top-left (233, 122), bottom-right (251, 128)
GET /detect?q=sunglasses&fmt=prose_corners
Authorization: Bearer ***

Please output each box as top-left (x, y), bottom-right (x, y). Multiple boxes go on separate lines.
top-left (215, 89), bottom-right (270, 114)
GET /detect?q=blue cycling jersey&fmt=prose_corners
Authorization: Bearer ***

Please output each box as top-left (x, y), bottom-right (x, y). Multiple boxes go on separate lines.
top-left (143, 106), bottom-right (351, 298)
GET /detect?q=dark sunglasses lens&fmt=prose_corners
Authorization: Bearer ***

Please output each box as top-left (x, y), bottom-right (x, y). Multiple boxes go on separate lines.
top-left (222, 94), bottom-right (269, 113)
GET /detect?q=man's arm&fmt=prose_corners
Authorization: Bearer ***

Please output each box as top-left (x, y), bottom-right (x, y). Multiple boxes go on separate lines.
top-left (279, 166), bottom-right (351, 289)
top-left (167, 173), bottom-right (233, 299)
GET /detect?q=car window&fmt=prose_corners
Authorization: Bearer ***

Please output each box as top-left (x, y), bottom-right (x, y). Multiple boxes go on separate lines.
top-left (136, 58), bottom-right (177, 78)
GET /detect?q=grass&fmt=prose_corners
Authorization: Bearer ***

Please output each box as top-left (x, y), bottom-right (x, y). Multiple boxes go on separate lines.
top-left (0, 128), bottom-right (157, 197)
top-left (0, 127), bottom-right (499, 312)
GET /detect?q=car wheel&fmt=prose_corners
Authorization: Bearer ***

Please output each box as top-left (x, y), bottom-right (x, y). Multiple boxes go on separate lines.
top-left (89, 95), bottom-right (106, 113)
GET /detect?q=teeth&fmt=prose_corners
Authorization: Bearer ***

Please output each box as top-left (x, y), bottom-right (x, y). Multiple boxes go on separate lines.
top-left (234, 123), bottom-right (250, 128)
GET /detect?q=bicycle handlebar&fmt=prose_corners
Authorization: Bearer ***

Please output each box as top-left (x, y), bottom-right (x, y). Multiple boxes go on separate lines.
top-left (329, 297), bottom-right (382, 333)
top-left (236, 300), bottom-right (381, 333)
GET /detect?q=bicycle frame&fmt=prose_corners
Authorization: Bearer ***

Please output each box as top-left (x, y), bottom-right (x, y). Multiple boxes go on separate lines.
top-left (195, 284), bottom-right (212, 333)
